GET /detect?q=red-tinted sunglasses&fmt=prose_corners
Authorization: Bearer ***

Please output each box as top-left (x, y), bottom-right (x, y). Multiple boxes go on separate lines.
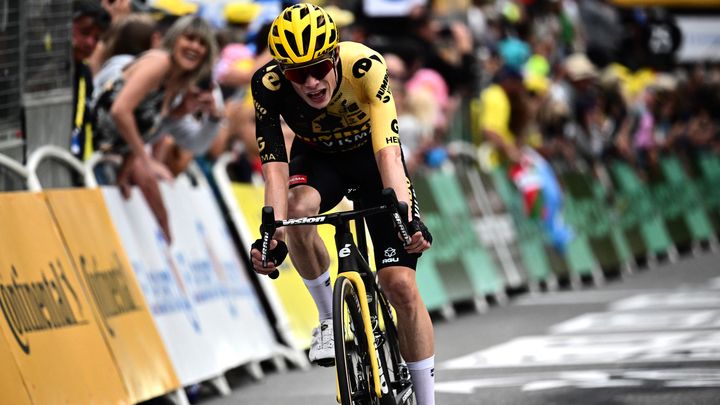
top-left (281, 58), bottom-right (335, 84)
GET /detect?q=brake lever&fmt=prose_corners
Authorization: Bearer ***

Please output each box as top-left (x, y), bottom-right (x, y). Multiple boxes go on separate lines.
top-left (260, 206), bottom-right (280, 279)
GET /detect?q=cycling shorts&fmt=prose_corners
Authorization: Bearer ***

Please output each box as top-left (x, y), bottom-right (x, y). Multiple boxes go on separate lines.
top-left (288, 140), bottom-right (419, 271)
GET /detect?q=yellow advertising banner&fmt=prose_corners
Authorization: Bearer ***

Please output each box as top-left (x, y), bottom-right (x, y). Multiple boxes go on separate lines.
top-left (0, 326), bottom-right (32, 405)
top-left (0, 192), bottom-right (129, 405)
top-left (233, 184), bottom-right (342, 349)
top-left (44, 189), bottom-right (180, 403)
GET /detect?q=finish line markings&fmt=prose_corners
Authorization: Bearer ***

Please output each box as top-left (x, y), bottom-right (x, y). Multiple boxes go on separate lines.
top-left (441, 280), bottom-right (720, 372)
top-left (435, 369), bottom-right (720, 394)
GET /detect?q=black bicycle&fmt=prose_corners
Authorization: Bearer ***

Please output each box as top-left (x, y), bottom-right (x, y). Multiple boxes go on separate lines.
top-left (260, 188), bottom-right (415, 405)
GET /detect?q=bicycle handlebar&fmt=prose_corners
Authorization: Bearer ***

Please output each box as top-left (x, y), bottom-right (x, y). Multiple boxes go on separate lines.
top-left (259, 188), bottom-right (412, 280)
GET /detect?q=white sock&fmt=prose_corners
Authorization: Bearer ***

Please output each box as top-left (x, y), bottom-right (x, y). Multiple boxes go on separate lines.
top-left (302, 270), bottom-right (333, 321)
top-left (407, 355), bottom-right (435, 405)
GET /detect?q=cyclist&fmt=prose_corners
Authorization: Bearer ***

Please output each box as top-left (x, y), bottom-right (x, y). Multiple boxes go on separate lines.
top-left (248, 4), bottom-right (435, 404)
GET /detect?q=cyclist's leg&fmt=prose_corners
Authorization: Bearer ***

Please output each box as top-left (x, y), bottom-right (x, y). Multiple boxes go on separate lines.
top-left (286, 139), bottom-right (346, 283)
top-left (356, 159), bottom-right (436, 404)
top-left (377, 267), bottom-right (435, 405)
top-left (287, 142), bottom-right (347, 365)
top-left (286, 185), bottom-right (330, 280)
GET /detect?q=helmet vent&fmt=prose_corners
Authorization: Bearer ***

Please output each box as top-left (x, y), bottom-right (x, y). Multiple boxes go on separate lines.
top-left (274, 43), bottom-right (288, 58)
top-left (272, 25), bottom-right (279, 36)
top-left (299, 5), bottom-right (310, 19)
top-left (328, 28), bottom-right (337, 45)
top-left (282, 10), bottom-right (293, 22)
top-left (301, 25), bottom-right (311, 54)
top-left (285, 30), bottom-right (300, 57)
top-left (317, 14), bottom-right (325, 27)
top-left (315, 33), bottom-right (326, 52)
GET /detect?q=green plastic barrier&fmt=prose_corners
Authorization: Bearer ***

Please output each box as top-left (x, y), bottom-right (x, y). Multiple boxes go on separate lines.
top-left (489, 169), bottom-right (557, 286)
top-left (413, 173), bottom-right (505, 309)
top-left (560, 171), bottom-right (632, 274)
top-left (426, 170), bottom-right (506, 298)
top-left (413, 176), bottom-right (474, 307)
top-left (414, 248), bottom-right (454, 319)
top-left (697, 152), bottom-right (720, 232)
top-left (609, 161), bottom-right (675, 257)
top-left (656, 156), bottom-right (716, 246)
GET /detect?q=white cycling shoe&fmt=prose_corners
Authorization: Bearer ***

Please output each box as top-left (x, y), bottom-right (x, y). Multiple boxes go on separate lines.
top-left (309, 319), bottom-right (335, 367)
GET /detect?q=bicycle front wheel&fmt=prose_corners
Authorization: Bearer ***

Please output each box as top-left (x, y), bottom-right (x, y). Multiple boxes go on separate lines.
top-left (334, 275), bottom-right (378, 405)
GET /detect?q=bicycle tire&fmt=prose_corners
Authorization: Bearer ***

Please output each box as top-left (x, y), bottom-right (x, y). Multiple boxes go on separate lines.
top-left (376, 290), bottom-right (415, 405)
top-left (334, 275), bottom-right (378, 405)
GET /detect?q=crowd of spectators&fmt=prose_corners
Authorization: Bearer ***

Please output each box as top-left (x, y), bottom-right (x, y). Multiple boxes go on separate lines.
top-left (70, 0), bottom-right (720, 238)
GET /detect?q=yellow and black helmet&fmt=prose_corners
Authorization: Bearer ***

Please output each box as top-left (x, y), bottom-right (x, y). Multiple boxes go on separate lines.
top-left (268, 3), bottom-right (338, 66)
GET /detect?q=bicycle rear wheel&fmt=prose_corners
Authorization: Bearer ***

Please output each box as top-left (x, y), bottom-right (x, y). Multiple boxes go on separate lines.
top-left (334, 275), bottom-right (378, 405)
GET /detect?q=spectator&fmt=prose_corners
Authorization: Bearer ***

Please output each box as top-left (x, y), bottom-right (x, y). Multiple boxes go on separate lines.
top-left (93, 13), bottom-right (162, 100)
top-left (87, 0), bottom-right (133, 74)
top-left (477, 65), bottom-right (529, 168)
top-left (384, 53), bottom-right (433, 173)
top-left (71, 0), bottom-right (110, 161)
top-left (409, 6), bottom-right (477, 95)
top-left (93, 15), bottom-right (218, 242)
top-left (578, 0), bottom-right (621, 68)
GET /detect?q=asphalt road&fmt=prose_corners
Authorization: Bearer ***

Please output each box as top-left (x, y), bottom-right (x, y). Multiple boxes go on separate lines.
top-left (188, 251), bottom-right (720, 405)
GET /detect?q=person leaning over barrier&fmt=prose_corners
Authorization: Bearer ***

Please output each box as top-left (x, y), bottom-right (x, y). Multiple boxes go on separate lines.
top-left (247, 4), bottom-right (436, 404)
top-left (94, 15), bottom-right (218, 243)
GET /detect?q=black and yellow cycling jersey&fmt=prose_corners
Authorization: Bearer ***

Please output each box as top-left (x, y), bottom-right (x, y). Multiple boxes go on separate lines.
top-left (251, 41), bottom-right (400, 164)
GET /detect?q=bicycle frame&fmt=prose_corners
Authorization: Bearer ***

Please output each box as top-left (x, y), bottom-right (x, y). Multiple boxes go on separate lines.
top-left (271, 206), bottom-right (390, 398)
top-left (260, 189), bottom-right (412, 402)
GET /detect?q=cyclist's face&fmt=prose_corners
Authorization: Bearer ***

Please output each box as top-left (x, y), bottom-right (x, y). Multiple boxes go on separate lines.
top-left (288, 59), bottom-right (337, 109)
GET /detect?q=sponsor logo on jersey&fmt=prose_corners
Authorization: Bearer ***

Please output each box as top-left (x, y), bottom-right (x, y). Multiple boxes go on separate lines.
top-left (288, 174), bottom-right (308, 186)
top-left (300, 123), bottom-right (372, 149)
top-left (381, 247), bottom-right (399, 264)
top-left (254, 99), bottom-right (267, 120)
top-left (260, 153), bottom-right (276, 163)
top-left (375, 72), bottom-right (391, 103)
top-left (352, 54), bottom-right (383, 78)
top-left (262, 71), bottom-right (282, 91)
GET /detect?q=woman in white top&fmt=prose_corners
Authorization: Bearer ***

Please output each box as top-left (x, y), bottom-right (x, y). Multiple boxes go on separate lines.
top-left (107, 15), bottom-right (218, 242)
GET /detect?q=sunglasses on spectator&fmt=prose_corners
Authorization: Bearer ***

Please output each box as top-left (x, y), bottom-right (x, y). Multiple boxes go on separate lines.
top-left (281, 57), bottom-right (335, 84)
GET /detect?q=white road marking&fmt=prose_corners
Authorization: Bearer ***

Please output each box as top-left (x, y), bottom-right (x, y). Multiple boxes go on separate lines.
top-left (440, 331), bottom-right (720, 369)
top-left (435, 369), bottom-right (720, 394)
top-left (514, 289), bottom-right (660, 306)
top-left (611, 292), bottom-right (720, 310)
top-left (551, 310), bottom-right (720, 334)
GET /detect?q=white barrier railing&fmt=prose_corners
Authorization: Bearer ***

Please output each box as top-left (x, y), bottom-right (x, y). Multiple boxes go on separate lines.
top-left (26, 145), bottom-right (97, 191)
top-left (211, 152), bottom-right (310, 370)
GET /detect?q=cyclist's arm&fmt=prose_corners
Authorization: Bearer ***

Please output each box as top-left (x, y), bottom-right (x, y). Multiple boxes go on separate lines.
top-left (262, 161), bottom-right (289, 241)
top-left (376, 146), bottom-right (411, 219)
top-left (356, 52), bottom-right (412, 219)
top-left (252, 63), bottom-right (291, 240)
top-left (357, 49), bottom-right (430, 252)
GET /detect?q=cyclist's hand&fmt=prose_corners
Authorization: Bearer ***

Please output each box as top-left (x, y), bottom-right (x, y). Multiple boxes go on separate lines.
top-left (405, 219), bottom-right (432, 254)
top-left (250, 239), bottom-right (288, 275)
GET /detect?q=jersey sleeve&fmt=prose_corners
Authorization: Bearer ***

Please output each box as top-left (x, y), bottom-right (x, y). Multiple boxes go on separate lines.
top-left (251, 63), bottom-right (289, 164)
top-left (352, 51), bottom-right (400, 154)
